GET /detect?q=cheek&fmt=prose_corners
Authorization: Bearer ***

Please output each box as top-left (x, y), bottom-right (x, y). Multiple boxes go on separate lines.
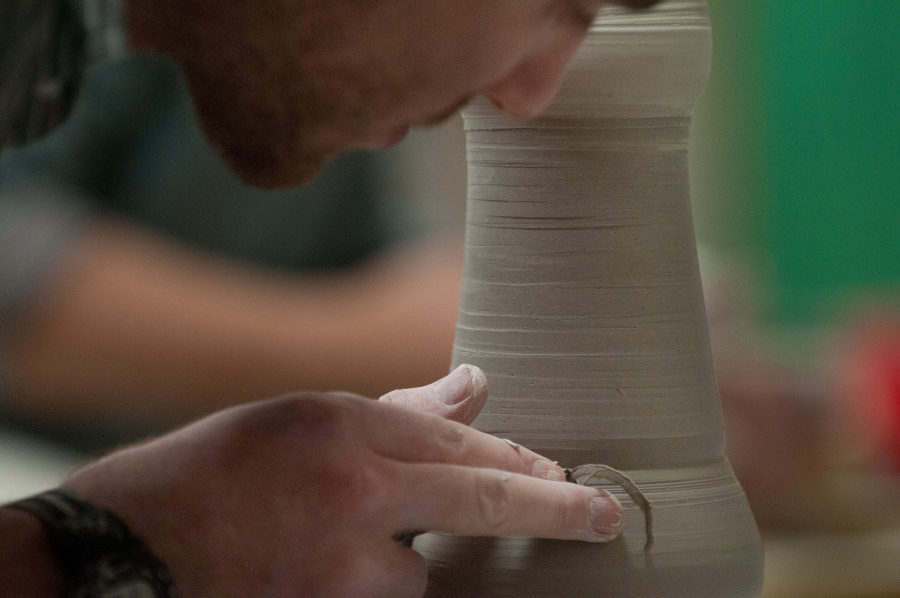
top-left (421, 4), bottom-right (550, 91)
top-left (471, 7), bottom-right (584, 96)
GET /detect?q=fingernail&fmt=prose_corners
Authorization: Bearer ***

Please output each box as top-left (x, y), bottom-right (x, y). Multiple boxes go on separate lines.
top-left (434, 365), bottom-right (472, 406)
top-left (589, 494), bottom-right (623, 540)
top-left (532, 459), bottom-right (566, 482)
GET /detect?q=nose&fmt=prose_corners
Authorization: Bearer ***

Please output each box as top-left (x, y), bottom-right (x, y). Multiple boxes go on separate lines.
top-left (482, 25), bottom-right (587, 120)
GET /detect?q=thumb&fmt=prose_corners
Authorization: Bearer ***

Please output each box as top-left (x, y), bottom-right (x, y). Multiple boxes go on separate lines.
top-left (379, 364), bottom-right (488, 424)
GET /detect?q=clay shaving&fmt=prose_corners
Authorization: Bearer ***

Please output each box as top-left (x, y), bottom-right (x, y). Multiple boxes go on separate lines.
top-left (566, 464), bottom-right (653, 550)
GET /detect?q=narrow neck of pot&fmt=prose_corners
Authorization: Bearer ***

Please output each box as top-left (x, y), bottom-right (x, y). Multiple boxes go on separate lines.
top-left (452, 0), bottom-right (718, 470)
top-left (454, 109), bottom-right (722, 469)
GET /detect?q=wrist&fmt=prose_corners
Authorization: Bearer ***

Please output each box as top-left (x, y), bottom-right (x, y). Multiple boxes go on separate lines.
top-left (0, 505), bottom-right (65, 598)
top-left (6, 489), bottom-right (178, 598)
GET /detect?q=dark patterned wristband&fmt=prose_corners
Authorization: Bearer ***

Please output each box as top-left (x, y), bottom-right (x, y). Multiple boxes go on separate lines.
top-left (9, 489), bottom-right (178, 598)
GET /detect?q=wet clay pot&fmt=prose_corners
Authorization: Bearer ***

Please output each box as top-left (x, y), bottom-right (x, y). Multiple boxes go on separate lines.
top-left (413, 1), bottom-right (764, 596)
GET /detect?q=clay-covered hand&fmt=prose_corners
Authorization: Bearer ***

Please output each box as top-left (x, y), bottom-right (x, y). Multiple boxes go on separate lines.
top-left (63, 367), bottom-right (623, 598)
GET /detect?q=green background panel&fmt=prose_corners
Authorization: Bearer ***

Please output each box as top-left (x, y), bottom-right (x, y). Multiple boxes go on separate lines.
top-left (693, 1), bottom-right (900, 329)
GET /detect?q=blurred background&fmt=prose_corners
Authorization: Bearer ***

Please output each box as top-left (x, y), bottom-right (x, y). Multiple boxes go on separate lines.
top-left (0, 48), bottom-right (469, 480)
top-left (692, 1), bottom-right (900, 596)
top-left (2, 1), bottom-right (900, 596)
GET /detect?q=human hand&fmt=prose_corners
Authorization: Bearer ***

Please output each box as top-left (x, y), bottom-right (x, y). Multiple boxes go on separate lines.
top-left (378, 363), bottom-right (487, 425)
top-left (63, 366), bottom-right (623, 598)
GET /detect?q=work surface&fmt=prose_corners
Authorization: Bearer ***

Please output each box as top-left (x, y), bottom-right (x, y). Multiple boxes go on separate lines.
top-left (0, 427), bottom-right (87, 503)
top-left (761, 467), bottom-right (900, 598)
top-left (2, 429), bottom-right (899, 597)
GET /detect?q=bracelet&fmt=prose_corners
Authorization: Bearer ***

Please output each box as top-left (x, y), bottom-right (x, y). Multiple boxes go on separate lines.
top-left (9, 489), bottom-right (178, 598)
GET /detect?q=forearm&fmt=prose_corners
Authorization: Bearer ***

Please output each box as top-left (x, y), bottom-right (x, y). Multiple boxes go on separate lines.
top-left (0, 507), bottom-right (64, 598)
top-left (2, 219), bottom-right (460, 423)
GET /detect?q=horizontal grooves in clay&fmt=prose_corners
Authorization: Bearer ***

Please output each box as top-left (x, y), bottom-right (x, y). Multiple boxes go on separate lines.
top-left (420, 2), bottom-right (763, 596)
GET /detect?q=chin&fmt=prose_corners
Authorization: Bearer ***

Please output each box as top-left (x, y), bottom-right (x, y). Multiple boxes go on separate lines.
top-left (199, 120), bottom-right (335, 189)
top-left (183, 76), bottom-right (337, 189)
top-left (219, 146), bottom-right (332, 190)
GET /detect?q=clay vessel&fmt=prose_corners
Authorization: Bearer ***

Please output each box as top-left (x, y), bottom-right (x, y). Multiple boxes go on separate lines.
top-left (413, 1), bottom-right (764, 596)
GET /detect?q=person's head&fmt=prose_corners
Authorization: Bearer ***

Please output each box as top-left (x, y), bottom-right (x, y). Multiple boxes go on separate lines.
top-left (127, 0), bottom-right (660, 188)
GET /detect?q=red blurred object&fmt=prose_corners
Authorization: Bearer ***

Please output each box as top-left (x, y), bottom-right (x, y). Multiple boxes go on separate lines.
top-left (839, 322), bottom-right (900, 473)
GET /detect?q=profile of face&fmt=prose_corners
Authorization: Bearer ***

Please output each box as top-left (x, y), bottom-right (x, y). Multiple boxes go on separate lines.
top-left (127, 0), bottom-right (660, 189)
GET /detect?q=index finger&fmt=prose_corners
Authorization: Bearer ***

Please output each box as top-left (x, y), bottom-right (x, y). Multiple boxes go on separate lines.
top-left (395, 463), bottom-right (623, 543)
top-left (363, 401), bottom-right (566, 482)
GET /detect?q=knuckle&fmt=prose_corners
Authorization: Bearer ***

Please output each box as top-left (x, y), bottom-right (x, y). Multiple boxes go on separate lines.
top-left (218, 392), bottom-right (358, 465)
top-left (433, 419), bottom-right (468, 458)
top-left (381, 389), bottom-right (431, 414)
top-left (322, 460), bottom-right (398, 522)
top-left (475, 471), bottom-right (515, 530)
top-left (245, 395), bottom-right (398, 518)
top-left (555, 489), bottom-right (588, 533)
top-left (275, 392), bottom-right (361, 442)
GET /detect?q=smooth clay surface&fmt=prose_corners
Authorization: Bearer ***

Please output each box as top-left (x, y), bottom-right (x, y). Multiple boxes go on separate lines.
top-left (414, 1), bottom-right (764, 596)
